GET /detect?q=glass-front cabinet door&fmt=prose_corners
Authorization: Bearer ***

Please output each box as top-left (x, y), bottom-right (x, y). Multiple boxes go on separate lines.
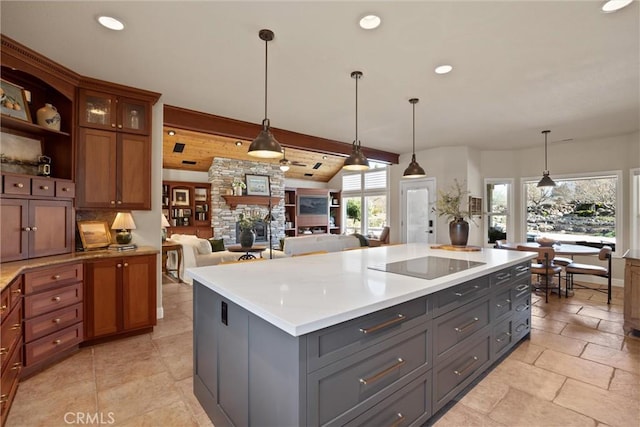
top-left (118, 97), bottom-right (149, 135)
top-left (78, 89), bottom-right (117, 130)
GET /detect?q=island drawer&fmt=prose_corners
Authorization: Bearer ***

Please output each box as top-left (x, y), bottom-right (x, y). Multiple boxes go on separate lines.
top-left (492, 317), bottom-right (514, 357)
top-left (433, 333), bottom-right (491, 412)
top-left (307, 296), bottom-right (429, 372)
top-left (433, 276), bottom-right (489, 316)
top-left (1, 276), bottom-right (22, 323)
top-left (24, 263), bottom-right (83, 294)
top-left (24, 302), bottom-right (83, 342)
top-left (0, 338), bottom-right (22, 421)
top-left (24, 322), bottom-right (83, 366)
top-left (512, 261), bottom-right (531, 280)
top-left (24, 282), bottom-right (83, 318)
top-left (0, 304), bottom-right (22, 372)
top-left (513, 312), bottom-right (531, 341)
top-left (493, 288), bottom-right (513, 320)
top-left (307, 324), bottom-right (430, 426)
top-left (434, 297), bottom-right (490, 358)
top-left (343, 372), bottom-right (432, 427)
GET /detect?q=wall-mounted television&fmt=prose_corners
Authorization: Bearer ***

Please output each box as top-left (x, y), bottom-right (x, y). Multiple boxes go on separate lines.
top-left (298, 195), bottom-right (328, 216)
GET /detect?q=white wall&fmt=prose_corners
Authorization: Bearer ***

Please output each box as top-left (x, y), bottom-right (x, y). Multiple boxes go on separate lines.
top-left (163, 169), bottom-right (209, 183)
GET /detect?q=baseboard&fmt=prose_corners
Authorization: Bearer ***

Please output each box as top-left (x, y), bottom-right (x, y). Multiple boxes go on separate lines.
top-left (157, 306), bottom-right (164, 319)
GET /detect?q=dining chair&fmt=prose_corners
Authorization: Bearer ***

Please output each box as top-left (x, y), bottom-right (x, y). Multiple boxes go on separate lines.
top-left (517, 245), bottom-right (562, 303)
top-left (494, 239), bottom-right (507, 249)
top-left (565, 246), bottom-right (612, 303)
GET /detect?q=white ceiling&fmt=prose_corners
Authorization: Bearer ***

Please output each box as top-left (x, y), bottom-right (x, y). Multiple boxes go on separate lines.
top-left (2, 1), bottom-right (638, 157)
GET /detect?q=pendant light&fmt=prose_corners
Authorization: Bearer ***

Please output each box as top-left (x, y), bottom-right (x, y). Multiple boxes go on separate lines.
top-left (279, 148), bottom-right (291, 172)
top-left (343, 71), bottom-right (370, 171)
top-left (403, 98), bottom-right (426, 178)
top-left (248, 29), bottom-right (283, 159)
top-left (537, 130), bottom-right (556, 188)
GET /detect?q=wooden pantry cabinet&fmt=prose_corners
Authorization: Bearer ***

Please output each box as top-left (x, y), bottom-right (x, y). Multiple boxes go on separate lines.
top-left (84, 254), bottom-right (157, 341)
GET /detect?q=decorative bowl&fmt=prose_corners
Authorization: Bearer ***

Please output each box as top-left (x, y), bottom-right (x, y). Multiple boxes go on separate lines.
top-left (536, 236), bottom-right (556, 247)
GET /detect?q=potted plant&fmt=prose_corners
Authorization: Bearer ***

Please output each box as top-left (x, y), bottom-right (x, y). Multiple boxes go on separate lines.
top-left (237, 213), bottom-right (257, 248)
top-left (232, 179), bottom-right (246, 196)
top-left (433, 179), bottom-right (474, 246)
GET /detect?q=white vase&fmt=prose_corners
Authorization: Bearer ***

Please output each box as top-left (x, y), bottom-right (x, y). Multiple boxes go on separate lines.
top-left (234, 187), bottom-right (243, 196)
top-left (37, 103), bottom-right (61, 131)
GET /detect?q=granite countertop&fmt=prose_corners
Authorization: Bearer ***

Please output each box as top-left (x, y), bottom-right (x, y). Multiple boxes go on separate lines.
top-left (623, 249), bottom-right (640, 260)
top-left (189, 243), bottom-right (536, 337)
top-left (0, 246), bottom-right (159, 291)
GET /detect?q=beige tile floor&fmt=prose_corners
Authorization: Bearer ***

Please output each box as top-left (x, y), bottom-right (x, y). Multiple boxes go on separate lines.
top-left (6, 278), bottom-right (640, 427)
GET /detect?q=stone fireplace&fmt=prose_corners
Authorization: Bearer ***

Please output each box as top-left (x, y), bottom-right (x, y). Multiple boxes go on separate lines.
top-left (209, 157), bottom-right (284, 248)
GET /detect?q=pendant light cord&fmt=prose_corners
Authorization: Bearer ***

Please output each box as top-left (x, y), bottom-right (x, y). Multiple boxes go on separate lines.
top-left (543, 130), bottom-right (550, 171)
top-left (355, 73), bottom-right (359, 148)
top-left (264, 37), bottom-right (268, 122)
top-left (412, 101), bottom-right (416, 154)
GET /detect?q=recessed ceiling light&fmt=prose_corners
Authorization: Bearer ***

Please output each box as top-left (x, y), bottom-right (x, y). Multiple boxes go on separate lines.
top-left (322, 155), bottom-right (328, 160)
top-left (602, 0), bottom-right (634, 12)
top-left (434, 65), bottom-right (453, 75)
top-left (167, 130), bottom-right (176, 136)
top-left (235, 141), bottom-right (242, 147)
top-left (97, 16), bottom-right (125, 31)
top-left (359, 15), bottom-right (381, 30)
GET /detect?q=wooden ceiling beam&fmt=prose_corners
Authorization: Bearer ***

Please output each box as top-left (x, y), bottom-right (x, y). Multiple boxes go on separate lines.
top-left (164, 105), bottom-right (399, 165)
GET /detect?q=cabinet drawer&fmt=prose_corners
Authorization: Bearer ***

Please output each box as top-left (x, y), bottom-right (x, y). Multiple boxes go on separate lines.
top-left (434, 297), bottom-right (490, 357)
top-left (0, 276), bottom-right (22, 323)
top-left (24, 282), bottom-right (83, 318)
top-left (513, 261), bottom-right (531, 280)
top-left (513, 280), bottom-right (530, 301)
top-left (24, 302), bottom-right (83, 342)
top-left (344, 372), bottom-right (432, 427)
top-left (434, 276), bottom-right (489, 316)
top-left (513, 313), bottom-right (531, 341)
top-left (31, 178), bottom-right (55, 197)
top-left (308, 325), bottom-right (429, 426)
top-left (307, 297), bottom-right (429, 372)
top-left (24, 263), bottom-right (83, 294)
top-left (493, 317), bottom-right (514, 357)
top-left (0, 338), bottom-right (22, 421)
top-left (24, 322), bottom-right (83, 366)
top-left (2, 174), bottom-right (30, 195)
top-left (55, 180), bottom-right (75, 198)
top-left (493, 288), bottom-right (512, 320)
top-left (490, 268), bottom-right (513, 288)
top-left (0, 304), bottom-right (22, 371)
top-left (433, 334), bottom-right (490, 411)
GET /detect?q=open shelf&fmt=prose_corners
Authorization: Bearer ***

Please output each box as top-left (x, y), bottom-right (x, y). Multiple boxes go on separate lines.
top-left (222, 195), bottom-right (281, 210)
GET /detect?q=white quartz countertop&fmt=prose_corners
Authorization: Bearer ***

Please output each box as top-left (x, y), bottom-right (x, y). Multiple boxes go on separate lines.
top-left (188, 244), bottom-right (536, 337)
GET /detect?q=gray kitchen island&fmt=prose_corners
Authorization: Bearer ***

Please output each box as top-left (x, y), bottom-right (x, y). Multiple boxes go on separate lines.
top-left (189, 244), bottom-right (536, 426)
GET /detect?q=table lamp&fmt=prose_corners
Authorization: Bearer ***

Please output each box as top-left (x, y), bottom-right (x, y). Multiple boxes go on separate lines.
top-left (161, 214), bottom-right (171, 242)
top-left (112, 212), bottom-right (136, 244)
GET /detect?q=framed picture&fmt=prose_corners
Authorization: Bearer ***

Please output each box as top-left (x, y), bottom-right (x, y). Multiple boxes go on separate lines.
top-left (1, 79), bottom-right (32, 123)
top-left (469, 196), bottom-right (482, 216)
top-left (77, 221), bottom-right (111, 249)
top-left (173, 188), bottom-right (190, 206)
top-left (245, 174), bottom-right (270, 196)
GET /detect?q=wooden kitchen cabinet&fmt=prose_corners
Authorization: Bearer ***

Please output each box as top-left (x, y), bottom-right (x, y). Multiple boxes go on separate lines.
top-left (0, 275), bottom-right (22, 427)
top-left (84, 254), bottom-right (157, 341)
top-left (78, 88), bottom-right (150, 135)
top-left (623, 252), bottom-right (640, 336)
top-left (76, 128), bottom-right (150, 210)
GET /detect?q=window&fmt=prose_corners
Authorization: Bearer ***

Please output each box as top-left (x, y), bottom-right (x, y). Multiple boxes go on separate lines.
top-left (632, 169), bottom-right (640, 250)
top-left (342, 166), bottom-right (389, 237)
top-left (523, 172), bottom-right (620, 251)
top-left (485, 180), bottom-right (513, 244)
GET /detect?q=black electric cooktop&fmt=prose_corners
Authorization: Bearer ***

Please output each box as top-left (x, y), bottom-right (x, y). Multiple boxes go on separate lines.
top-left (368, 256), bottom-right (485, 280)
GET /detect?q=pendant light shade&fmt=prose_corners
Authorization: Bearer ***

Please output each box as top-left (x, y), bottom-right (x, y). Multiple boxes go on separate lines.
top-left (403, 98), bottom-right (426, 178)
top-left (248, 29), bottom-right (283, 159)
top-left (343, 71), bottom-right (370, 171)
top-left (537, 130), bottom-right (556, 188)
top-left (279, 148), bottom-right (291, 172)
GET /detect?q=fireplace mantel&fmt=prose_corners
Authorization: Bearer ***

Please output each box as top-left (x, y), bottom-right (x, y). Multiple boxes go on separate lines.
top-left (221, 195), bottom-right (282, 210)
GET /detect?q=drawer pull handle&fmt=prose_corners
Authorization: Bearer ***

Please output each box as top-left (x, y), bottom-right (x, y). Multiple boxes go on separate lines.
top-left (496, 272), bottom-right (511, 280)
top-left (0, 305), bottom-right (6, 312)
top-left (52, 296), bottom-right (61, 302)
top-left (14, 183), bottom-right (24, 188)
top-left (496, 299), bottom-right (511, 308)
top-left (515, 265), bottom-right (530, 273)
top-left (359, 358), bottom-right (405, 385)
top-left (516, 304), bottom-right (530, 312)
top-left (496, 332), bottom-right (512, 343)
top-left (11, 323), bottom-right (20, 331)
top-left (0, 394), bottom-right (8, 403)
top-left (52, 318), bottom-right (61, 324)
top-left (62, 187), bottom-right (69, 192)
top-left (454, 317), bottom-right (479, 333)
top-left (515, 323), bottom-right (528, 333)
top-left (0, 347), bottom-right (7, 356)
top-left (391, 412), bottom-right (406, 427)
top-left (53, 274), bottom-right (61, 280)
top-left (359, 314), bottom-right (406, 334)
top-left (454, 285), bottom-right (479, 297)
top-left (53, 339), bottom-right (62, 345)
top-left (515, 284), bottom-right (529, 292)
top-left (40, 185), bottom-right (49, 190)
top-left (453, 356), bottom-right (479, 376)
top-left (11, 362), bottom-right (20, 370)
top-left (11, 288), bottom-right (21, 294)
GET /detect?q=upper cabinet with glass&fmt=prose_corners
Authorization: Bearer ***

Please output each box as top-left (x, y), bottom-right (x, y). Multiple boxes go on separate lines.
top-left (78, 89), bottom-right (150, 135)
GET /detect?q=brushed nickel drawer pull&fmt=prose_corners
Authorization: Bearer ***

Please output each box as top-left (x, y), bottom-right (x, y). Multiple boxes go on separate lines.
top-left (515, 284), bottom-right (529, 292)
top-left (14, 183), bottom-right (24, 188)
top-left (496, 272), bottom-right (511, 280)
top-left (52, 296), bottom-right (61, 302)
top-left (52, 318), bottom-right (61, 323)
top-left (40, 185), bottom-right (49, 190)
top-left (454, 317), bottom-right (479, 333)
top-left (515, 265), bottom-right (530, 273)
top-left (515, 323), bottom-right (528, 333)
top-left (454, 285), bottom-right (479, 297)
top-left (391, 412), bottom-right (406, 427)
top-left (516, 304), bottom-right (530, 312)
top-left (0, 347), bottom-right (7, 356)
top-left (496, 332), bottom-right (512, 343)
top-left (496, 299), bottom-right (511, 308)
top-left (359, 358), bottom-right (405, 385)
top-left (53, 339), bottom-right (62, 345)
top-left (453, 356), bottom-right (479, 376)
top-left (359, 314), bottom-right (406, 334)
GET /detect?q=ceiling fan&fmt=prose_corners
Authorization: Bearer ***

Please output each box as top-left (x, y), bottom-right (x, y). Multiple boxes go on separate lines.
top-left (279, 148), bottom-right (307, 171)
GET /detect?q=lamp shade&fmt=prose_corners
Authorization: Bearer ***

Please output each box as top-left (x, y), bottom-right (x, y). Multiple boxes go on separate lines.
top-left (161, 214), bottom-right (171, 228)
top-left (111, 212), bottom-right (136, 230)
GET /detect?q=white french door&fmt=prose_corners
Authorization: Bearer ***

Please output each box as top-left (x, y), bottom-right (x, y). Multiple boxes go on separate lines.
top-left (400, 178), bottom-right (436, 244)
